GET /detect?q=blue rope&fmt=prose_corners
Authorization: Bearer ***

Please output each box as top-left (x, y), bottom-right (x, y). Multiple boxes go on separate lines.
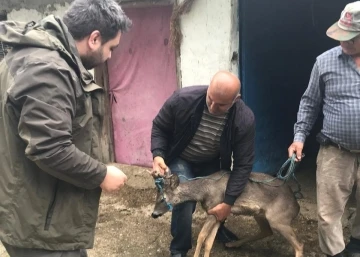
top-left (154, 172), bottom-right (229, 211)
top-left (155, 155), bottom-right (303, 208)
top-left (277, 154), bottom-right (298, 181)
top-left (154, 177), bottom-right (173, 211)
top-left (249, 153), bottom-right (303, 199)
top-left (178, 171), bottom-right (230, 182)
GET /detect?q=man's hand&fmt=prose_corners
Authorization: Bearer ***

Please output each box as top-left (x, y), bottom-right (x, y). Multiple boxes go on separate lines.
top-left (288, 141), bottom-right (304, 161)
top-left (100, 165), bottom-right (128, 192)
top-left (208, 203), bottom-right (232, 222)
top-left (151, 156), bottom-right (168, 177)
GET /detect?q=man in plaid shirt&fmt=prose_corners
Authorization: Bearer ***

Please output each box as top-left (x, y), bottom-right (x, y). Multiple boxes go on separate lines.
top-left (288, 2), bottom-right (360, 257)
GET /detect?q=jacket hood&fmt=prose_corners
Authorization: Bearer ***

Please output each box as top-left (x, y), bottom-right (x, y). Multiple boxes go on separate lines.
top-left (0, 15), bottom-right (97, 87)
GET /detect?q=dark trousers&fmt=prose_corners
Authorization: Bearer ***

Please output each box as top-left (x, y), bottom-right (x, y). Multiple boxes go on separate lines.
top-left (168, 158), bottom-right (220, 254)
top-left (2, 242), bottom-right (88, 257)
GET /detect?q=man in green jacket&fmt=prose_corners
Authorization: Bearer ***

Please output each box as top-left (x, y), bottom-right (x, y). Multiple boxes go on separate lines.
top-left (0, 0), bottom-right (132, 256)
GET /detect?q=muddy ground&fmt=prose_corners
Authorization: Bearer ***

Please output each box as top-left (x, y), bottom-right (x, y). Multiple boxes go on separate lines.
top-left (0, 163), bottom-right (356, 257)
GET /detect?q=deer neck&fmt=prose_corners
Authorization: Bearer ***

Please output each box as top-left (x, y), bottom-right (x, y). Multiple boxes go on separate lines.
top-left (175, 181), bottom-right (206, 203)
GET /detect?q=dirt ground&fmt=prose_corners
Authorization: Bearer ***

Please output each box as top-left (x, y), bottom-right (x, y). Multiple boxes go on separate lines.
top-left (88, 191), bottom-right (320, 257)
top-left (86, 163), bottom-right (354, 257)
top-left (0, 163), bottom-right (356, 257)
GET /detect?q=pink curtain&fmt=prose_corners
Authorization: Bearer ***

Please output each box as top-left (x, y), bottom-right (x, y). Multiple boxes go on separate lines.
top-left (108, 6), bottom-right (177, 167)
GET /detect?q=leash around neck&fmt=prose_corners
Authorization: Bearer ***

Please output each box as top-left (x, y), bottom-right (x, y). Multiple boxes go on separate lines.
top-left (154, 171), bottom-right (230, 211)
top-left (154, 177), bottom-right (173, 211)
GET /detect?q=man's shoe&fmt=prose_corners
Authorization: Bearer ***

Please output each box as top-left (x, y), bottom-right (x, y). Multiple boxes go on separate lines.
top-left (346, 237), bottom-right (360, 253)
top-left (215, 222), bottom-right (239, 243)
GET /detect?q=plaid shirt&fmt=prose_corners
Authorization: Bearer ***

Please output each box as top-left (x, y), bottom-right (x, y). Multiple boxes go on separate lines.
top-left (294, 46), bottom-right (360, 150)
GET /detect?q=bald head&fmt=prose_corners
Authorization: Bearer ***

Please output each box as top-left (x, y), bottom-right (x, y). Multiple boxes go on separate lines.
top-left (206, 71), bottom-right (241, 116)
top-left (209, 71), bottom-right (240, 99)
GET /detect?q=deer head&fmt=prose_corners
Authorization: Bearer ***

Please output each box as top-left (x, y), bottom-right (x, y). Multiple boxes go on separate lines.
top-left (151, 172), bottom-right (181, 219)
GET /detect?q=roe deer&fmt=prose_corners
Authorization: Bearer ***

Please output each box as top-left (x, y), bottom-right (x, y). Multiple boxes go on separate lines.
top-left (151, 171), bottom-right (303, 257)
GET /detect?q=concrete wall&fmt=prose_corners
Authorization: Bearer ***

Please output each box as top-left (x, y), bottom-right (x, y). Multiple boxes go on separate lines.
top-left (6, 3), bottom-right (69, 23)
top-left (179, 0), bottom-right (239, 87)
top-left (1, 0), bottom-right (70, 13)
top-left (2, 0), bottom-right (239, 87)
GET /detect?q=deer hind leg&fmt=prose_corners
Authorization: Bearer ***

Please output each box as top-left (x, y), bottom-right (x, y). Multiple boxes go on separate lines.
top-left (203, 219), bottom-right (221, 257)
top-left (225, 215), bottom-right (273, 248)
top-left (194, 215), bottom-right (219, 257)
top-left (268, 221), bottom-right (303, 257)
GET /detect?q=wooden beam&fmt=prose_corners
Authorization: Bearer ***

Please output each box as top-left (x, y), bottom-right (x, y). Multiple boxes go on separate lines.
top-left (94, 63), bottom-right (115, 163)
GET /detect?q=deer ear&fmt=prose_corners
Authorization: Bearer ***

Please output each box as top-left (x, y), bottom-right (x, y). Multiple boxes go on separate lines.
top-left (170, 174), bottom-right (180, 189)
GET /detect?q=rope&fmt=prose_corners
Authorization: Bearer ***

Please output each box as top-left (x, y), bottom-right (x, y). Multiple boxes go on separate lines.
top-left (154, 177), bottom-right (173, 211)
top-left (249, 154), bottom-right (304, 199)
top-left (154, 172), bottom-right (229, 211)
top-left (178, 171), bottom-right (230, 182)
top-left (154, 154), bottom-right (304, 210)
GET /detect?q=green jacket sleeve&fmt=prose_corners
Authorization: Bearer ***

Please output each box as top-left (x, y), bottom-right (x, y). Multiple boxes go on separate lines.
top-left (8, 60), bottom-right (106, 189)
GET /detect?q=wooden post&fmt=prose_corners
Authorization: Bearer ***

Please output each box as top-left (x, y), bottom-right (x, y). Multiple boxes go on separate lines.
top-left (94, 62), bottom-right (115, 163)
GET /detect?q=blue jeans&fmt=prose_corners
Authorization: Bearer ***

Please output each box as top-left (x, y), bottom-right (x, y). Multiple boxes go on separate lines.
top-left (168, 158), bottom-right (220, 254)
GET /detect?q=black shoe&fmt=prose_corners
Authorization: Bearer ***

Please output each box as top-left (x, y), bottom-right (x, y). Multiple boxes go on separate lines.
top-left (346, 237), bottom-right (360, 253)
top-left (215, 222), bottom-right (239, 243)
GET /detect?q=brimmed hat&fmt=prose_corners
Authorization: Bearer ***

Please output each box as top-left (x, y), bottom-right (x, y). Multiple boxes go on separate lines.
top-left (327, 1), bottom-right (360, 41)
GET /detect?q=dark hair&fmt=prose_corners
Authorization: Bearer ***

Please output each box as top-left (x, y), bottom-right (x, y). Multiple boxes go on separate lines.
top-left (63, 0), bottom-right (132, 43)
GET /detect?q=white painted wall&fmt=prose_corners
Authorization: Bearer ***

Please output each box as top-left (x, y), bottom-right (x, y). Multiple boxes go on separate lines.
top-left (179, 0), bottom-right (238, 87)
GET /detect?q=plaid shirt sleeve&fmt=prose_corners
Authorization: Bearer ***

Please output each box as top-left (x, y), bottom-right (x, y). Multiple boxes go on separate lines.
top-left (293, 61), bottom-right (323, 143)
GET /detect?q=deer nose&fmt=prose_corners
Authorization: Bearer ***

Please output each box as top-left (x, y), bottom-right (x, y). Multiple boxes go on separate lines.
top-left (151, 212), bottom-right (161, 219)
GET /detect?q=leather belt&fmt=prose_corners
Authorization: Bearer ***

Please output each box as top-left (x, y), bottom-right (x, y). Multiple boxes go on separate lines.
top-left (328, 141), bottom-right (360, 153)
